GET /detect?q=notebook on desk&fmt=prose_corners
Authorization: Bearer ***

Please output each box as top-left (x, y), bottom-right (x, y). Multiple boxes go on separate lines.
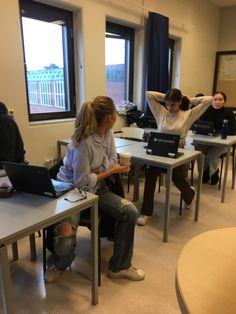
top-left (192, 120), bottom-right (216, 136)
top-left (2, 161), bottom-right (74, 198)
top-left (146, 132), bottom-right (184, 158)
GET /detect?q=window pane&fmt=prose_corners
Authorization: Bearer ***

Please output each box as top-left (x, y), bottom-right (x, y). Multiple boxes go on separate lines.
top-left (105, 22), bottom-right (134, 108)
top-left (19, 0), bottom-right (76, 121)
top-left (105, 37), bottom-right (125, 106)
top-left (22, 17), bottom-right (68, 114)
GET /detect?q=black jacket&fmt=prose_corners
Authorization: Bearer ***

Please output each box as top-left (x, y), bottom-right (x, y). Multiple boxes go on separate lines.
top-left (199, 106), bottom-right (236, 135)
top-left (0, 102), bottom-right (25, 168)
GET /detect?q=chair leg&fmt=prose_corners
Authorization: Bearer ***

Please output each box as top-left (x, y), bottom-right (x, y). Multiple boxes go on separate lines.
top-left (179, 194), bottom-right (183, 215)
top-left (29, 233), bottom-right (37, 261)
top-left (158, 173), bottom-right (162, 193)
top-left (12, 242), bottom-right (19, 261)
top-left (190, 160), bottom-right (195, 186)
top-left (127, 173), bottom-right (130, 193)
top-left (219, 157), bottom-right (224, 190)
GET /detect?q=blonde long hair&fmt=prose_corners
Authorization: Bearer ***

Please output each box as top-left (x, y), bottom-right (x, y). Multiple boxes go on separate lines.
top-left (72, 96), bottom-right (115, 146)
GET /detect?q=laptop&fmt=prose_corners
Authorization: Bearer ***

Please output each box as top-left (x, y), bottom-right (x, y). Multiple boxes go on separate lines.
top-left (2, 161), bottom-right (74, 198)
top-left (192, 120), bottom-right (216, 136)
top-left (146, 132), bottom-right (184, 158)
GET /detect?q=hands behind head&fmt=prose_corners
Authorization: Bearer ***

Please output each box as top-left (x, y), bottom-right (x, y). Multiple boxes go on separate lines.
top-left (182, 95), bottom-right (190, 102)
top-left (112, 162), bottom-right (131, 174)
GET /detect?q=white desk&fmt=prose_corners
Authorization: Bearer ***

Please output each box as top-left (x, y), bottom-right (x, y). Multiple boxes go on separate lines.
top-left (0, 177), bottom-right (98, 314)
top-left (57, 137), bottom-right (137, 160)
top-left (187, 132), bottom-right (236, 203)
top-left (117, 143), bottom-right (204, 242)
top-left (176, 228), bottom-right (236, 314)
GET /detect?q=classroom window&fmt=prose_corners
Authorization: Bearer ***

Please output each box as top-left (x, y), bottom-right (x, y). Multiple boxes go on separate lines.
top-left (105, 22), bottom-right (134, 107)
top-left (19, 0), bottom-right (76, 121)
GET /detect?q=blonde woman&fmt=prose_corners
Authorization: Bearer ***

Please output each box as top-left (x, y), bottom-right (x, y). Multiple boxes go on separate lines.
top-left (45, 96), bottom-right (145, 282)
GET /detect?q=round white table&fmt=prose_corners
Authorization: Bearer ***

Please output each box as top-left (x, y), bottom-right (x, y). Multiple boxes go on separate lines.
top-left (176, 228), bottom-right (236, 314)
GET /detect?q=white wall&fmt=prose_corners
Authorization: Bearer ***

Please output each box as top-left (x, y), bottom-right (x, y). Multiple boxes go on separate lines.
top-left (0, 0), bottom-right (220, 165)
top-left (218, 6), bottom-right (236, 50)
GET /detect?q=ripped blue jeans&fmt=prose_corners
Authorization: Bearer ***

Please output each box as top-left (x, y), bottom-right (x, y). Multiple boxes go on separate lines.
top-left (50, 187), bottom-right (138, 272)
top-left (97, 188), bottom-right (138, 271)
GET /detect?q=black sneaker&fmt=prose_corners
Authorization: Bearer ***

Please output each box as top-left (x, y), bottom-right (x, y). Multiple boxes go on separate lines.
top-left (211, 169), bottom-right (220, 185)
top-left (203, 168), bottom-right (210, 183)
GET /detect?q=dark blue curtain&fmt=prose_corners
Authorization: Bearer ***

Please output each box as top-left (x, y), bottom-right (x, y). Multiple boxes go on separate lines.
top-left (144, 12), bottom-right (169, 116)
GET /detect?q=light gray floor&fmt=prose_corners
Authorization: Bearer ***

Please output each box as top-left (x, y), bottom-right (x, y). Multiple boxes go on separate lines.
top-left (1, 165), bottom-right (236, 314)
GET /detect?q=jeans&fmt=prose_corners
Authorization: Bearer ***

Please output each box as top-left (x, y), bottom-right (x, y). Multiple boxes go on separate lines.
top-left (50, 188), bottom-right (138, 272)
top-left (195, 144), bottom-right (227, 176)
top-left (97, 188), bottom-right (138, 271)
top-left (52, 213), bottom-right (81, 270)
top-left (141, 164), bottom-right (194, 216)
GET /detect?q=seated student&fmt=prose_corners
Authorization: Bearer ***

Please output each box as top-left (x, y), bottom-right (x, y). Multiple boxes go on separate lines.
top-left (137, 89), bottom-right (213, 226)
top-left (0, 101), bottom-right (25, 168)
top-left (196, 91), bottom-right (236, 185)
top-left (44, 96), bottom-right (145, 282)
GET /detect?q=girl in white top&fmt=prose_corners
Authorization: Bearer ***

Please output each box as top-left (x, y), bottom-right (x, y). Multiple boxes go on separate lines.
top-left (45, 96), bottom-right (145, 282)
top-left (137, 89), bottom-right (213, 226)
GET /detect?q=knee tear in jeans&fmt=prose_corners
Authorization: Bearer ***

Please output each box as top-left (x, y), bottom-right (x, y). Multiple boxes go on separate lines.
top-left (121, 198), bottom-right (131, 206)
top-left (55, 222), bottom-right (76, 237)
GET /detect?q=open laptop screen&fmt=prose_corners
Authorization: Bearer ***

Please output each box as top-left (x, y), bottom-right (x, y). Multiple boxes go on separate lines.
top-left (2, 161), bottom-right (73, 198)
top-left (146, 132), bottom-right (183, 158)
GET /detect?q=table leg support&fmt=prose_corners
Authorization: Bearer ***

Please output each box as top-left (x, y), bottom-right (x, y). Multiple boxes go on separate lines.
top-left (29, 233), bottom-right (36, 262)
top-left (195, 153), bottom-right (203, 221)
top-left (221, 146), bottom-right (230, 203)
top-left (232, 147), bottom-right (236, 189)
top-left (91, 199), bottom-right (98, 305)
top-left (11, 242), bottom-right (18, 261)
top-left (163, 167), bottom-right (172, 243)
top-left (0, 245), bottom-right (14, 314)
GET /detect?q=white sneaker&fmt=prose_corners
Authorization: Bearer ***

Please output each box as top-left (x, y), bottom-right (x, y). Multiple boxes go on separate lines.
top-left (44, 264), bottom-right (64, 283)
top-left (137, 215), bottom-right (151, 226)
top-left (108, 266), bottom-right (145, 281)
top-left (184, 187), bottom-right (196, 210)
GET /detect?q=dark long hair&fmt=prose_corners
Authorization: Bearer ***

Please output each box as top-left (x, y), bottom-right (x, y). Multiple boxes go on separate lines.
top-left (213, 91), bottom-right (227, 102)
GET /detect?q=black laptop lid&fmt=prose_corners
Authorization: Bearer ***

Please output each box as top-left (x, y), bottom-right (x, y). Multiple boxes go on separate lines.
top-left (192, 120), bottom-right (215, 136)
top-left (146, 132), bottom-right (181, 158)
top-left (2, 161), bottom-right (73, 197)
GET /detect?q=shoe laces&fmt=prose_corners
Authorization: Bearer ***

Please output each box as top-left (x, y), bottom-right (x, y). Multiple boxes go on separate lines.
top-left (127, 266), bottom-right (138, 273)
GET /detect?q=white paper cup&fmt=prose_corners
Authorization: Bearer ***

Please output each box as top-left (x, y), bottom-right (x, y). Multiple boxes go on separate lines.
top-left (119, 152), bottom-right (132, 166)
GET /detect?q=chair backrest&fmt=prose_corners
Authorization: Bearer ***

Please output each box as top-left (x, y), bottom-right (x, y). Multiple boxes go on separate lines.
top-left (121, 127), bottom-right (144, 141)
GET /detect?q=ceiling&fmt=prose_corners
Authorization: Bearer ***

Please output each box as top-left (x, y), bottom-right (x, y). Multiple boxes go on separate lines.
top-left (208, 0), bottom-right (236, 6)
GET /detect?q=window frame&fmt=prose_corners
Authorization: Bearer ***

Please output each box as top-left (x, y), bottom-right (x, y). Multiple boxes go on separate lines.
top-left (106, 21), bottom-right (134, 103)
top-left (19, 0), bottom-right (76, 122)
top-left (168, 38), bottom-right (175, 88)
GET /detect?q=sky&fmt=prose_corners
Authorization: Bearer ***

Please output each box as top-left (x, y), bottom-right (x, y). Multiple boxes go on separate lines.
top-left (22, 17), bottom-right (125, 71)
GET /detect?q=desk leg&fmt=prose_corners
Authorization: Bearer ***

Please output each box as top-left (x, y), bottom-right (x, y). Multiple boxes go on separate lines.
top-left (163, 167), bottom-right (172, 243)
top-left (133, 162), bottom-right (140, 202)
top-left (0, 245), bottom-right (14, 314)
top-left (195, 154), bottom-right (203, 221)
top-left (91, 199), bottom-right (98, 305)
top-left (232, 147), bottom-right (236, 189)
top-left (11, 242), bottom-right (18, 261)
top-left (221, 146), bottom-right (230, 203)
top-left (29, 233), bottom-right (36, 262)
